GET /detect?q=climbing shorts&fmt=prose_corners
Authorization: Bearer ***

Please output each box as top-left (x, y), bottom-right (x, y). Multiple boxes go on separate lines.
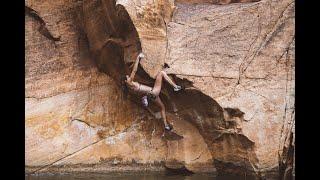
top-left (147, 92), bottom-right (157, 100)
top-left (141, 95), bottom-right (148, 107)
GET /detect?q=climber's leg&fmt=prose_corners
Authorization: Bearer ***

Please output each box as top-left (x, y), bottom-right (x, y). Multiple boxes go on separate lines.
top-left (151, 71), bottom-right (164, 96)
top-left (154, 96), bottom-right (172, 130)
top-left (160, 70), bottom-right (179, 89)
top-left (152, 71), bottom-right (181, 96)
top-left (151, 71), bottom-right (180, 96)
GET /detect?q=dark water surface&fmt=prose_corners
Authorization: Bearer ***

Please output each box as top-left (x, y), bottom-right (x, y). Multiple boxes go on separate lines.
top-left (25, 172), bottom-right (257, 180)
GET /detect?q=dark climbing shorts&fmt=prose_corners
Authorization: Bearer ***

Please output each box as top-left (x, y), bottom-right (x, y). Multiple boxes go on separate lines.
top-left (147, 92), bottom-right (157, 100)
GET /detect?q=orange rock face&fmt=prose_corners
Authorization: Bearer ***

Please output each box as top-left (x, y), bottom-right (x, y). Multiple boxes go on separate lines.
top-left (25, 0), bottom-right (294, 178)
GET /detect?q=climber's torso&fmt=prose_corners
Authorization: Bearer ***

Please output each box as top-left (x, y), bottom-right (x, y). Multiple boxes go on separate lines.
top-left (126, 81), bottom-right (153, 95)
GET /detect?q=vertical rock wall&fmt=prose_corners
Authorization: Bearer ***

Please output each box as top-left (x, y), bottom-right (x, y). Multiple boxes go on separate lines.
top-left (164, 0), bottom-right (295, 173)
top-left (25, 0), bottom-right (167, 170)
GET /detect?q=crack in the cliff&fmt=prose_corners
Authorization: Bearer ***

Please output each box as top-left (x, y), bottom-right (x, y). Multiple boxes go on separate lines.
top-left (162, 17), bottom-right (170, 66)
top-left (283, 109), bottom-right (294, 148)
top-left (25, 6), bottom-right (61, 43)
top-left (174, 73), bottom-right (238, 80)
top-left (276, 36), bottom-right (295, 64)
top-left (278, 40), bottom-right (294, 160)
top-left (237, 13), bottom-right (261, 84)
top-left (246, 2), bottom-right (293, 68)
top-left (278, 109), bottom-right (294, 179)
top-left (190, 149), bottom-right (205, 162)
top-left (240, 34), bottom-right (293, 87)
top-left (245, 109), bottom-right (258, 122)
top-left (238, 1), bottom-right (294, 83)
top-left (71, 118), bottom-right (96, 128)
top-left (28, 118), bottom-right (143, 175)
top-left (239, 84), bottom-right (273, 103)
top-left (244, 74), bottom-right (271, 81)
top-left (28, 137), bottom-right (104, 175)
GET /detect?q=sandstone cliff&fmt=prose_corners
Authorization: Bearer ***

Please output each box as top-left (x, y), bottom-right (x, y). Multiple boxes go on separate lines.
top-left (25, 0), bottom-right (295, 178)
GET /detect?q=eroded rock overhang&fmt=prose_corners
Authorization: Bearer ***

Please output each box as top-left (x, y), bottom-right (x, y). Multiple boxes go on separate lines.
top-left (80, 0), bottom-right (279, 176)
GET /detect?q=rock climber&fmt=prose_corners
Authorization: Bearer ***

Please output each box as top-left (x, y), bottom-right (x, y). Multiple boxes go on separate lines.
top-left (124, 52), bottom-right (182, 131)
top-left (103, 37), bottom-right (182, 131)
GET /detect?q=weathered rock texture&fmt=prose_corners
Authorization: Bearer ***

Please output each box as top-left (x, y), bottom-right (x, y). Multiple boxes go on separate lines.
top-left (25, 0), bottom-right (295, 178)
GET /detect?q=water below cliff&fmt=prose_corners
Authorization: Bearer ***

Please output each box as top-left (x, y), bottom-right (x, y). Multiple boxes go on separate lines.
top-left (25, 172), bottom-right (258, 180)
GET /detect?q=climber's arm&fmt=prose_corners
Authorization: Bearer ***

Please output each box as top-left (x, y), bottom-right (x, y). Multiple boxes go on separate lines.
top-left (129, 53), bottom-right (143, 80)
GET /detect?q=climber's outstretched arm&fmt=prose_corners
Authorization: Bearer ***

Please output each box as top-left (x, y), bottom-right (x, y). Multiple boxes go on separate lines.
top-left (129, 53), bottom-right (143, 80)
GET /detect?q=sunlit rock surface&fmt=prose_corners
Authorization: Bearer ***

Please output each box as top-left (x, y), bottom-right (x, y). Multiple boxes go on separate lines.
top-left (25, 0), bottom-right (294, 178)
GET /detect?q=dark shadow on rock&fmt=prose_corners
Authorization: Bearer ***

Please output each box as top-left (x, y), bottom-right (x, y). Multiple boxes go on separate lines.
top-left (165, 166), bottom-right (194, 176)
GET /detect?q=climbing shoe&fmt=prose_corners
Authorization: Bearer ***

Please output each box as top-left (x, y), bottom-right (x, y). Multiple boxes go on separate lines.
top-left (174, 85), bottom-right (182, 92)
top-left (165, 124), bottom-right (172, 131)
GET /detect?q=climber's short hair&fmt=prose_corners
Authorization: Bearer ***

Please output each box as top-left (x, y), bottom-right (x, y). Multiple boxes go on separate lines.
top-left (163, 63), bottom-right (170, 69)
